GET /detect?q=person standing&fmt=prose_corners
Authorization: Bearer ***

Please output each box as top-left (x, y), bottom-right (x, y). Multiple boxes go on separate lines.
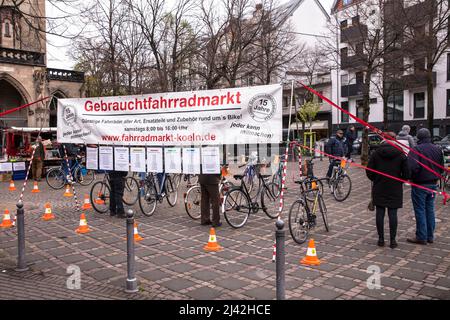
top-left (407, 128), bottom-right (445, 245)
top-left (32, 136), bottom-right (46, 181)
top-left (344, 125), bottom-right (357, 159)
top-left (325, 130), bottom-right (348, 179)
top-left (109, 170), bottom-right (128, 218)
top-left (199, 172), bottom-right (221, 227)
top-left (396, 125), bottom-right (416, 154)
top-left (367, 132), bottom-right (410, 248)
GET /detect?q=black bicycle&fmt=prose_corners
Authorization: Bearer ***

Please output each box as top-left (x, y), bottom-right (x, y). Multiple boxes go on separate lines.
top-left (222, 163), bottom-right (280, 228)
top-left (328, 159), bottom-right (352, 202)
top-left (138, 172), bottom-right (178, 216)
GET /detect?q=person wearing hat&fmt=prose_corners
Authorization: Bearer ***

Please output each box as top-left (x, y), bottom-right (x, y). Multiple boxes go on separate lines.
top-left (407, 128), bottom-right (445, 245)
top-left (325, 129), bottom-right (348, 179)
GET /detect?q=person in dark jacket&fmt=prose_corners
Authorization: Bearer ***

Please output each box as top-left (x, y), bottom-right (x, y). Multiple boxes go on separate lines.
top-left (199, 172), bottom-right (222, 227)
top-left (367, 132), bottom-right (410, 248)
top-left (344, 125), bottom-right (357, 159)
top-left (109, 170), bottom-right (128, 218)
top-left (32, 136), bottom-right (46, 181)
top-left (407, 128), bottom-right (445, 245)
top-left (325, 130), bottom-right (348, 178)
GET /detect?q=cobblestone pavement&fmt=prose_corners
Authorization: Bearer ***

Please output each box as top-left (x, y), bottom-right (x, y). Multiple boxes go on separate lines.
top-left (0, 158), bottom-right (449, 300)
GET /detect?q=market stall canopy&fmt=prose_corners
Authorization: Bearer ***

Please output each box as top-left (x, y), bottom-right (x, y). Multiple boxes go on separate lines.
top-left (290, 120), bottom-right (328, 130)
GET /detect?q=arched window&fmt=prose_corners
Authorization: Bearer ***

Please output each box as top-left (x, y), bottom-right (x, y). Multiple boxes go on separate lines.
top-left (4, 20), bottom-right (11, 37)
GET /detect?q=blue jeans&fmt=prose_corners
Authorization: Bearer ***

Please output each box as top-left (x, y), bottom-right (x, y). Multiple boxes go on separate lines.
top-left (411, 185), bottom-right (438, 241)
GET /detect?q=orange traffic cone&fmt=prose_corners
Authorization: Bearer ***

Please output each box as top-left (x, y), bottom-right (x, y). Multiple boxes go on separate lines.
top-left (133, 222), bottom-right (144, 242)
top-left (63, 184), bottom-right (73, 197)
top-left (95, 192), bottom-right (105, 205)
top-left (42, 203), bottom-right (55, 221)
top-left (31, 181), bottom-right (40, 193)
top-left (9, 180), bottom-right (16, 191)
top-left (203, 228), bottom-right (222, 252)
top-left (81, 194), bottom-right (92, 210)
top-left (0, 209), bottom-right (13, 228)
top-left (300, 239), bottom-right (321, 266)
top-left (75, 213), bottom-right (91, 234)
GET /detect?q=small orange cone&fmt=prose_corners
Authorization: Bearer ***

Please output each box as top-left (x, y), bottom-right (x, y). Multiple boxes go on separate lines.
top-left (31, 181), bottom-right (40, 193)
top-left (9, 180), bottom-right (16, 191)
top-left (42, 203), bottom-right (55, 221)
top-left (75, 213), bottom-right (91, 234)
top-left (95, 192), bottom-right (105, 205)
top-left (63, 184), bottom-right (73, 197)
top-left (203, 228), bottom-right (222, 252)
top-left (81, 194), bottom-right (92, 210)
top-left (0, 209), bottom-right (13, 228)
top-left (133, 222), bottom-right (144, 242)
top-left (300, 239), bottom-right (321, 266)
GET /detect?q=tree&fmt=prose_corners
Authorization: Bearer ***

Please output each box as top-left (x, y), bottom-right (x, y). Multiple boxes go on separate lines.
top-left (298, 101), bottom-right (321, 133)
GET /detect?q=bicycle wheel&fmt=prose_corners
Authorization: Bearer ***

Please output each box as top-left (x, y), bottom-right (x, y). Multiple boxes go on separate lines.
top-left (46, 167), bottom-right (66, 190)
top-left (138, 183), bottom-right (157, 216)
top-left (188, 174), bottom-right (199, 186)
top-left (223, 188), bottom-right (251, 228)
top-left (304, 179), bottom-right (324, 202)
top-left (123, 177), bottom-right (139, 205)
top-left (173, 173), bottom-right (182, 189)
top-left (333, 174), bottom-right (352, 202)
top-left (184, 185), bottom-right (201, 220)
top-left (261, 182), bottom-right (280, 219)
top-left (288, 199), bottom-right (309, 244)
top-left (318, 193), bottom-right (329, 232)
top-left (165, 175), bottom-right (178, 207)
top-left (272, 172), bottom-right (282, 197)
top-left (74, 166), bottom-right (96, 186)
top-left (90, 181), bottom-right (110, 214)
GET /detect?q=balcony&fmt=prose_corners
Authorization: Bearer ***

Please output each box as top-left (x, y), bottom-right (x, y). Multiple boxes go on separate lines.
top-left (341, 83), bottom-right (364, 98)
top-left (341, 53), bottom-right (367, 70)
top-left (47, 68), bottom-right (85, 83)
top-left (0, 47), bottom-right (45, 66)
top-left (340, 24), bottom-right (368, 43)
top-left (401, 72), bottom-right (436, 90)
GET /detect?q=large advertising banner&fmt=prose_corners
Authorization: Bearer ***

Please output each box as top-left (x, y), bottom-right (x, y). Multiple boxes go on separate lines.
top-left (57, 84), bottom-right (282, 146)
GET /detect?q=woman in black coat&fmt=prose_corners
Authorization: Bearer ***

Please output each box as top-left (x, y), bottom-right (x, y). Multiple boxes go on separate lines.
top-left (366, 132), bottom-right (410, 249)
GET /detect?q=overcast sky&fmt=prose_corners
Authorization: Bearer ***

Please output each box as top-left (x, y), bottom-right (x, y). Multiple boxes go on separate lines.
top-left (46, 0), bottom-right (335, 70)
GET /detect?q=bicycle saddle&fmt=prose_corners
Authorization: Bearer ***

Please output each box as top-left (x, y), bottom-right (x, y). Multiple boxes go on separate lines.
top-left (234, 175), bottom-right (244, 180)
top-left (260, 174), bottom-right (271, 178)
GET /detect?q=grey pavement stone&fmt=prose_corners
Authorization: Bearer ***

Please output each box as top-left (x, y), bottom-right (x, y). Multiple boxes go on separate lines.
top-left (186, 287), bottom-right (222, 300)
top-left (162, 278), bottom-right (197, 291)
top-left (360, 288), bottom-right (401, 300)
top-left (102, 254), bottom-right (127, 265)
top-left (214, 277), bottom-right (251, 291)
top-left (419, 286), bottom-right (450, 299)
top-left (392, 268), bottom-right (428, 282)
top-left (89, 269), bottom-right (122, 281)
top-left (324, 277), bottom-right (359, 291)
top-left (139, 269), bottom-right (171, 282)
top-left (58, 254), bottom-right (87, 264)
top-left (303, 287), bottom-right (342, 300)
top-left (191, 270), bottom-right (221, 282)
top-left (381, 277), bottom-right (413, 291)
top-left (243, 287), bottom-right (275, 300)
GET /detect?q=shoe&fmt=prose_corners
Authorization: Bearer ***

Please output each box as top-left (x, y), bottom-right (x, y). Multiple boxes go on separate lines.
top-left (407, 238), bottom-right (427, 245)
top-left (427, 239), bottom-right (434, 244)
top-left (110, 211), bottom-right (116, 217)
top-left (212, 222), bottom-right (222, 228)
top-left (117, 212), bottom-right (126, 219)
top-left (390, 240), bottom-right (398, 249)
top-left (201, 221), bottom-right (212, 226)
top-left (377, 239), bottom-right (385, 247)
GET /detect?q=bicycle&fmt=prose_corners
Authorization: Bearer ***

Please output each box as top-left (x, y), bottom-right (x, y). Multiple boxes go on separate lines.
top-left (328, 159), bottom-right (352, 202)
top-left (222, 163), bottom-right (280, 228)
top-left (138, 172), bottom-right (178, 216)
top-left (90, 173), bottom-right (140, 214)
top-left (288, 179), bottom-right (329, 244)
top-left (46, 155), bottom-right (95, 190)
top-left (173, 173), bottom-right (199, 189)
top-left (439, 169), bottom-right (450, 192)
top-left (184, 164), bottom-right (234, 220)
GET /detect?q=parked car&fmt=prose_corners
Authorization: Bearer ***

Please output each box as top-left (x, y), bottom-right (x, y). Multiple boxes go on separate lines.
top-left (352, 134), bottom-right (383, 155)
top-left (435, 135), bottom-right (450, 163)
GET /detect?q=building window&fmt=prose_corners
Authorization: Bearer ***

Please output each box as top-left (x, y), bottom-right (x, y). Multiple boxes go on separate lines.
top-left (341, 74), bottom-right (349, 85)
top-left (447, 89), bottom-right (450, 117)
top-left (414, 92), bottom-right (425, 119)
top-left (352, 16), bottom-right (360, 26)
top-left (355, 72), bottom-right (364, 84)
top-left (340, 47), bottom-right (348, 58)
top-left (387, 91), bottom-right (404, 121)
top-left (340, 20), bottom-right (348, 29)
top-left (341, 101), bottom-right (349, 123)
top-left (4, 21), bottom-right (11, 38)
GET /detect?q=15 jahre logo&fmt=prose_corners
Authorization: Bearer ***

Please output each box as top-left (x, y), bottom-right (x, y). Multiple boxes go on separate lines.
top-left (63, 105), bottom-right (77, 125)
top-left (248, 94), bottom-right (276, 122)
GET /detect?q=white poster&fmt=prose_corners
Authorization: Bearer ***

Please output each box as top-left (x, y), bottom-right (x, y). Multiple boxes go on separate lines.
top-left (99, 146), bottom-right (113, 170)
top-left (202, 147), bottom-right (221, 174)
top-left (164, 148), bottom-right (182, 173)
top-left (130, 147), bottom-right (146, 173)
top-left (57, 84), bottom-right (283, 146)
top-left (12, 162), bottom-right (25, 171)
top-left (86, 147), bottom-right (98, 170)
top-left (114, 147), bottom-right (130, 172)
top-left (182, 148), bottom-right (201, 174)
top-left (0, 162), bottom-right (13, 172)
top-left (147, 148), bottom-right (163, 173)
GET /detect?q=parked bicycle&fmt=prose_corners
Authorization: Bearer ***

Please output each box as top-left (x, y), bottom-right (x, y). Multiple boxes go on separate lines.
top-left (327, 159), bottom-right (352, 202)
top-left (184, 164), bottom-right (234, 220)
top-left (138, 172), bottom-right (178, 216)
top-left (173, 173), bottom-right (199, 189)
top-left (46, 155), bottom-right (95, 189)
top-left (288, 179), bottom-right (329, 244)
top-left (90, 173), bottom-right (140, 214)
top-left (440, 168), bottom-right (450, 192)
top-left (222, 163), bottom-right (280, 228)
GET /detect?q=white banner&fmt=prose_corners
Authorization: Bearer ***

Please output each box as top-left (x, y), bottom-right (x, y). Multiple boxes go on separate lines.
top-left (0, 162), bottom-right (13, 172)
top-left (86, 147), bottom-right (98, 170)
top-left (164, 148), bottom-right (182, 173)
top-left (130, 147), bottom-right (146, 173)
top-left (114, 147), bottom-right (130, 172)
top-left (99, 146), bottom-right (113, 170)
top-left (12, 162), bottom-right (26, 171)
top-left (57, 84), bottom-right (282, 146)
top-left (147, 148), bottom-right (163, 173)
top-left (201, 147), bottom-right (221, 174)
top-left (183, 148), bottom-right (201, 174)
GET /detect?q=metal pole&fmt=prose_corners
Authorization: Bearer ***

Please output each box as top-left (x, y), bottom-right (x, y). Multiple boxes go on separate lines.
top-left (275, 219), bottom-right (285, 300)
top-left (16, 201), bottom-right (28, 272)
top-left (125, 209), bottom-right (138, 293)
